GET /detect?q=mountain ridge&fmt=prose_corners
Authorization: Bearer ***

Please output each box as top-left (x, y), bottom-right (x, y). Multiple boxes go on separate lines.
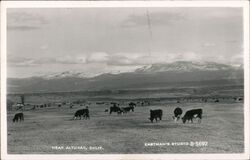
top-left (7, 61), bottom-right (243, 93)
top-left (14, 61), bottom-right (242, 80)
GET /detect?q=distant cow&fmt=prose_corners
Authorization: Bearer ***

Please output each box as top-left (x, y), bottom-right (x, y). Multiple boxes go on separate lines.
top-left (182, 109), bottom-right (202, 123)
top-left (122, 106), bottom-right (134, 113)
top-left (74, 108), bottom-right (90, 120)
top-left (104, 108), bottom-right (109, 112)
top-left (129, 102), bottom-right (136, 108)
top-left (111, 102), bottom-right (119, 107)
top-left (110, 106), bottom-right (123, 115)
top-left (214, 99), bottom-right (219, 103)
top-left (172, 107), bottom-right (183, 121)
top-left (13, 113), bottom-right (24, 122)
top-left (149, 109), bottom-right (163, 123)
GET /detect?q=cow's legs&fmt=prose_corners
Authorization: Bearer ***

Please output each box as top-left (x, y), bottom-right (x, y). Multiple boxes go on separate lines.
top-left (198, 118), bottom-right (201, 123)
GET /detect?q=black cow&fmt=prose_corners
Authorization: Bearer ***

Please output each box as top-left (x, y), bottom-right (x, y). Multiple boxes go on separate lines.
top-left (74, 108), bottom-right (90, 120)
top-left (111, 102), bottom-right (119, 107)
top-left (104, 108), bottom-right (109, 112)
top-left (110, 106), bottom-right (123, 115)
top-left (238, 97), bottom-right (243, 101)
top-left (121, 106), bottom-right (134, 113)
top-left (13, 113), bottom-right (24, 122)
top-left (172, 107), bottom-right (183, 121)
top-left (214, 99), bottom-right (219, 103)
top-left (149, 109), bottom-right (163, 123)
top-left (129, 102), bottom-right (136, 108)
top-left (182, 109), bottom-right (202, 123)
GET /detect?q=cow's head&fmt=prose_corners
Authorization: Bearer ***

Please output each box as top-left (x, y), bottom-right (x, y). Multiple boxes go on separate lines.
top-left (148, 117), bottom-right (154, 122)
top-left (182, 117), bottom-right (187, 123)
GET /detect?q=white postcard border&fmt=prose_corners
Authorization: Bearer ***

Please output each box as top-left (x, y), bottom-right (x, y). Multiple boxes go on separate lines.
top-left (1, 1), bottom-right (249, 160)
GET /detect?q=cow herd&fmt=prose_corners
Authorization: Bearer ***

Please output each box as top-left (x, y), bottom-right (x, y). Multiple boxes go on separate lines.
top-left (149, 108), bottom-right (202, 123)
top-left (12, 100), bottom-right (203, 124)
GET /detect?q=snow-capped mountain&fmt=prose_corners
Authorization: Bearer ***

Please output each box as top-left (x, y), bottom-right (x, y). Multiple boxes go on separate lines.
top-left (135, 61), bottom-right (239, 73)
top-left (7, 61), bottom-right (243, 93)
top-left (39, 61), bottom-right (240, 80)
top-left (42, 71), bottom-right (98, 79)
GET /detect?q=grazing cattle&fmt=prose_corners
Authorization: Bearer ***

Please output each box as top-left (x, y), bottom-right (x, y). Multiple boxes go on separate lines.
top-left (144, 101), bottom-right (150, 105)
top-left (172, 107), bottom-right (183, 121)
top-left (96, 102), bottom-right (104, 105)
top-left (104, 108), bottom-right (109, 112)
top-left (182, 109), bottom-right (202, 123)
top-left (149, 109), bottom-right (163, 123)
top-left (13, 113), bottom-right (24, 122)
top-left (121, 106), bottom-right (134, 113)
top-left (74, 108), bottom-right (90, 120)
top-left (129, 102), bottom-right (136, 108)
top-left (58, 104), bottom-right (61, 107)
top-left (214, 99), bottom-right (219, 103)
top-left (111, 102), bottom-right (119, 107)
top-left (109, 106), bottom-right (123, 115)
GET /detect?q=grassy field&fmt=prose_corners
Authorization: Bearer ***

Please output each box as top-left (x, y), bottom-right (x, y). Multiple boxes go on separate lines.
top-left (7, 98), bottom-right (244, 154)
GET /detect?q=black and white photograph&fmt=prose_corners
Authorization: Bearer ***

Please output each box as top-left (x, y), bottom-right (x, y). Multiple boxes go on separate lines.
top-left (1, 1), bottom-right (249, 160)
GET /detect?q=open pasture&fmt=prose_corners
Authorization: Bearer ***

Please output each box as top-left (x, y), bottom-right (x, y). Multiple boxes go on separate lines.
top-left (7, 98), bottom-right (244, 154)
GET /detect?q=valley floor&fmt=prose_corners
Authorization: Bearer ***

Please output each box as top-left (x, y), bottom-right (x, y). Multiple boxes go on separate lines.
top-left (7, 101), bottom-right (244, 154)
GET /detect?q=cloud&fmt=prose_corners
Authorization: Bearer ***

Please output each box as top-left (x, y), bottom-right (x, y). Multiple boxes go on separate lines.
top-left (7, 11), bottom-right (48, 31)
top-left (122, 11), bottom-right (185, 27)
top-left (7, 26), bottom-right (41, 31)
top-left (7, 55), bottom-right (86, 67)
top-left (86, 52), bottom-right (108, 63)
top-left (56, 56), bottom-right (86, 64)
top-left (8, 50), bottom-right (242, 68)
top-left (202, 43), bottom-right (216, 48)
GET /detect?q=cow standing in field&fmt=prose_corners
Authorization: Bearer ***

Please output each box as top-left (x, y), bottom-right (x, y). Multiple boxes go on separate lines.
top-left (110, 106), bottom-right (123, 115)
top-left (73, 107), bottom-right (90, 120)
top-left (172, 107), bottom-right (183, 121)
top-left (214, 99), bottom-right (219, 103)
top-left (129, 102), bottom-right (136, 108)
top-left (13, 113), bottom-right (24, 122)
top-left (182, 109), bottom-right (202, 123)
top-left (121, 106), bottom-right (134, 113)
top-left (149, 109), bottom-right (163, 123)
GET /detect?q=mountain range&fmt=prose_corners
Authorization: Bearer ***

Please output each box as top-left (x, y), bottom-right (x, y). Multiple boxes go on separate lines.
top-left (7, 61), bottom-right (243, 93)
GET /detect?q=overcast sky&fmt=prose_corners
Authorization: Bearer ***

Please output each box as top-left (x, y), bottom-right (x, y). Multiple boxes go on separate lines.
top-left (7, 7), bottom-right (243, 78)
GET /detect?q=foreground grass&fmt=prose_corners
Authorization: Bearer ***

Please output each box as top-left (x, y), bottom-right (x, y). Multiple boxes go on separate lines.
top-left (7, 101), bottom-right (244, 154)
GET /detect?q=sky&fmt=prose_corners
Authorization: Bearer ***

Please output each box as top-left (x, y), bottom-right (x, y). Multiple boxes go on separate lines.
top-left (7, 7), bottom-right (243, 78)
